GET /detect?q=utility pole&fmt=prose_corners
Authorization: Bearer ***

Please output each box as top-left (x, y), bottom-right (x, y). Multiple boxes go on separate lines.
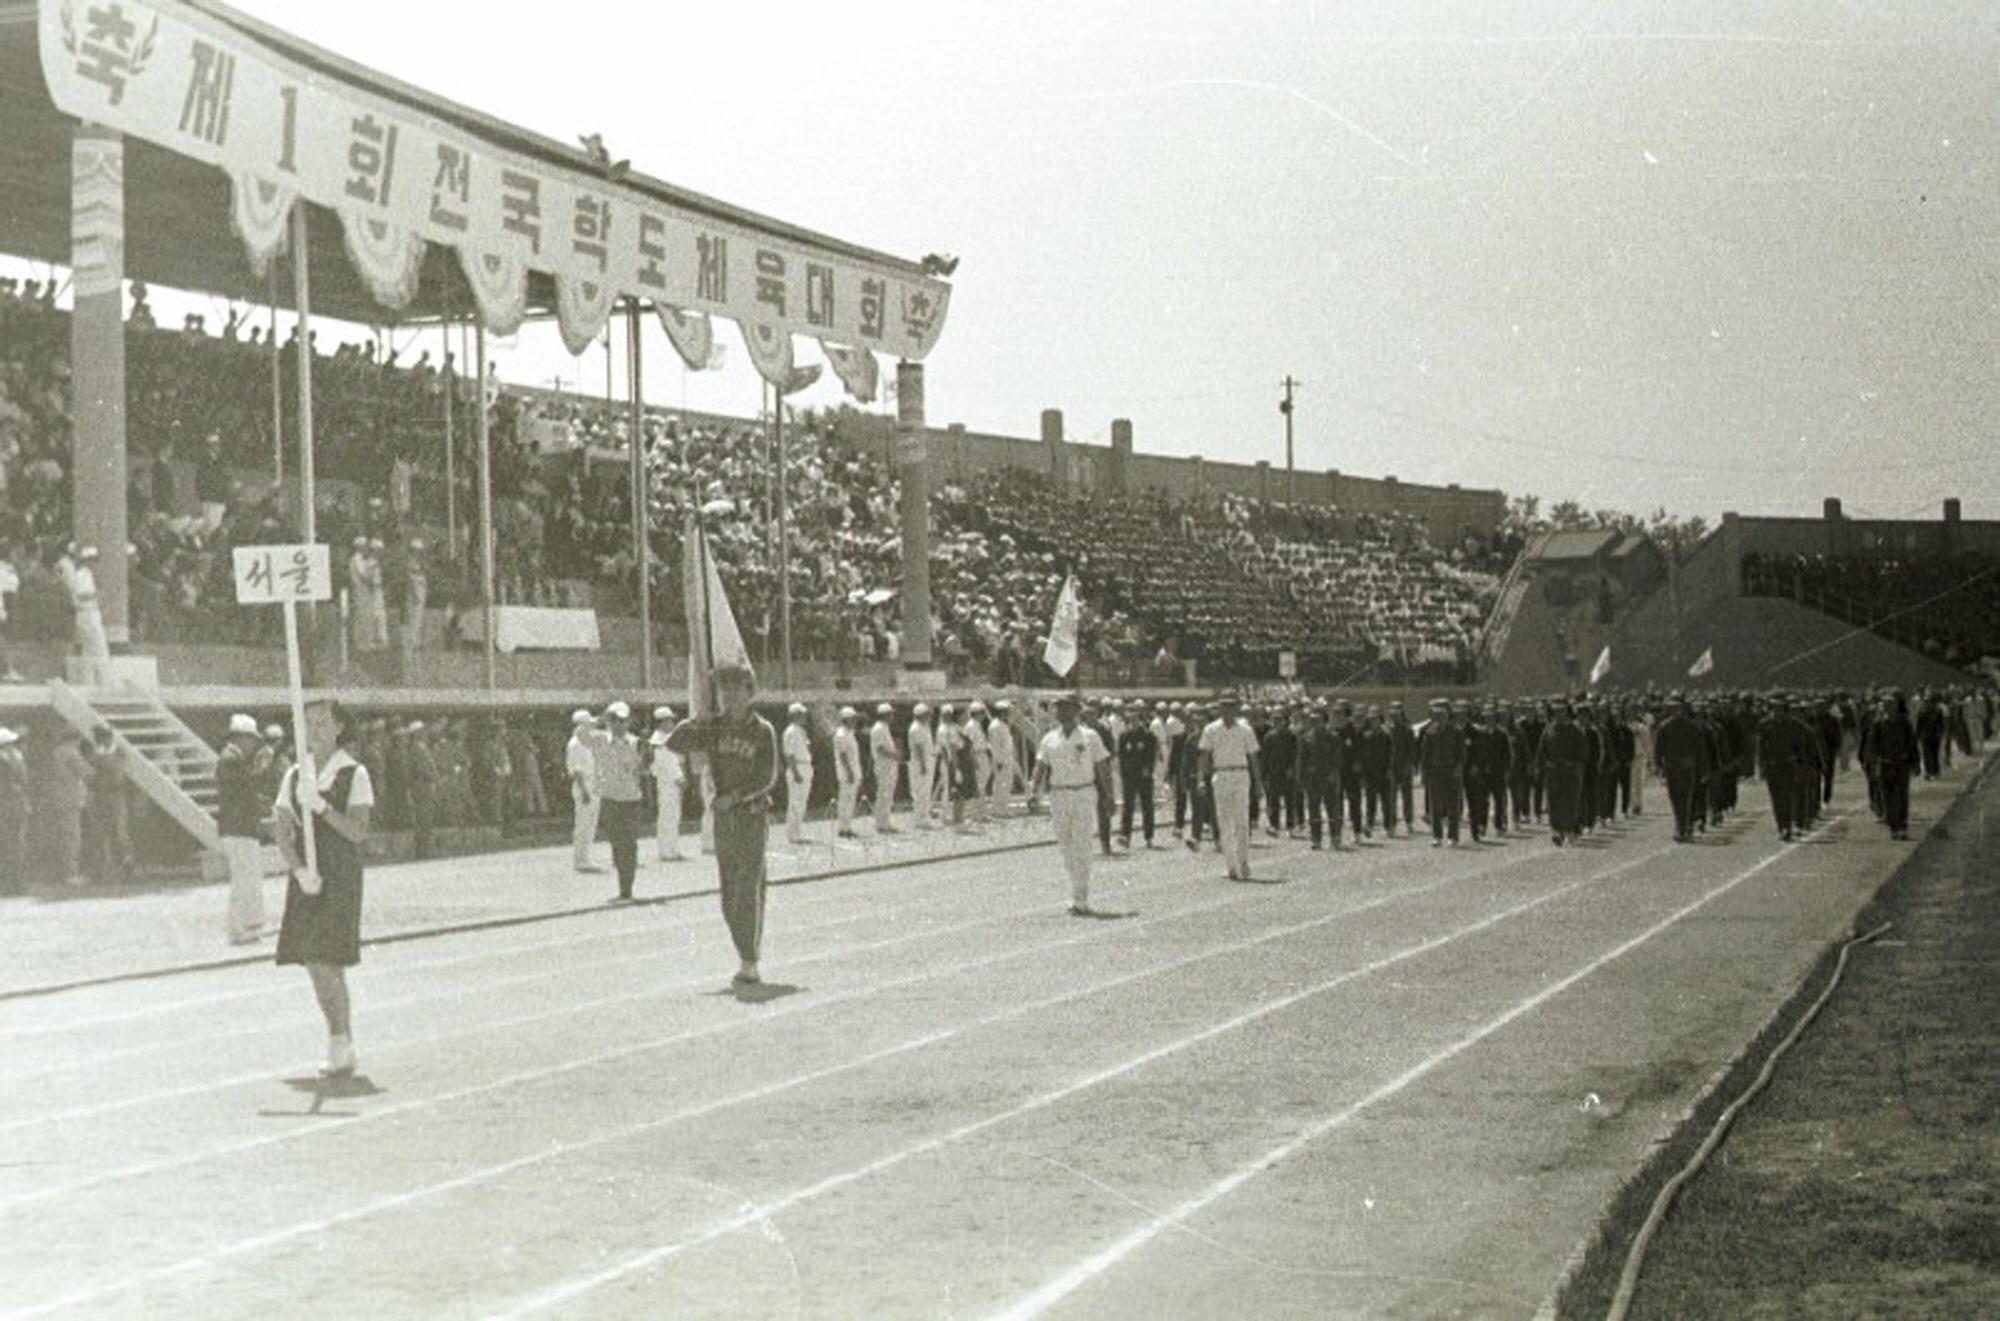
top-left (1279, 375), bottom-right (1298, 501)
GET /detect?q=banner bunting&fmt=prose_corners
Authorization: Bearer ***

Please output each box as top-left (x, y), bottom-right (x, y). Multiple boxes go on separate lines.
top-left (336, 206), bottom-right (425, 309)
top-left (820, 341), bottom-right (880, 403)
top-left (38, 0), bottom-right (950, 357)
top-left (738, 319), bottom-right (794, 387)
top-left (227, 172), bottom-right (292, 278)
top-left (655, 304), bottom-right (716, 371)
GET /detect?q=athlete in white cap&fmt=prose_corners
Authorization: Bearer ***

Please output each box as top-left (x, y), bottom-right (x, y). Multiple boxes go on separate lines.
top-left (648, 705), bottom-right (686, 860)
top-left (217, 714), bottom-right (270, 943)
top-left (906, 703), bottom-right (937, 828)
top-left (870, 704), bottom-right (900, 833)
top-left (833, 707), bottom-right (862, 838)
top-left (566, 708), bottom-right (602, 872)
top-left (781, 703), bottom-right (813, 844)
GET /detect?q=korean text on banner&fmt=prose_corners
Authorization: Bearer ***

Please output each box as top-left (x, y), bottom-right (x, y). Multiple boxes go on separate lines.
top-left (37, 0), bottom-right (950, 359)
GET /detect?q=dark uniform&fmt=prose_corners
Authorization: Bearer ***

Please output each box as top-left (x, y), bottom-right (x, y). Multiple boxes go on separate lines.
top-left (1652, 702), bottom-right (1710, 842)
top-left (1860, 697), bottom-right (1917, 838)
top-left (1355, 713), bottom-right (1392, 837)
top-left (1755, 700), bottom-right (1808, 840)
top-left (1387, 706), bottom-right (1418, 834)
top-left (1262, 714), bottom-right (1298, 835)
top-left (1117, 712), bottom-right (1160, 847)
top-left (1417, 702), bottom-right (1467, 846)
top-left (666, 703), bottom-right (779, 970)
top-left (1299, 709), bottom-right (1344, 849)
top-left (1536, 706), bottom-right (1588, 845)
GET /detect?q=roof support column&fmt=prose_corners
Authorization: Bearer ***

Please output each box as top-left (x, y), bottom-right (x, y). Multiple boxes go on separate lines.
top-left (69, 123), bottom-right (128, 646)
top-left (895, 361), bottom-right (932, 669)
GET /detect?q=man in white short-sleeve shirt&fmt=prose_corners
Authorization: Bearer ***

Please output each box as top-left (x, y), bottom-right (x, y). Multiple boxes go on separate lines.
top-left (1198, 694), bottom-right (1264, 881)
top-left (781, 703), bottom-right (814, 844)
top-left (1032, 692), bottom-right (1112, 914)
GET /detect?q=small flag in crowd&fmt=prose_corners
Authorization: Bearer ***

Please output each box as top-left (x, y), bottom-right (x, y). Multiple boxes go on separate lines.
top-left (1589, 645), bottom-right (1611, 686)
top-left (1043, 571), bottom-right (1081, 677)
top-left (1688, 647), bottom-right (1715, 677)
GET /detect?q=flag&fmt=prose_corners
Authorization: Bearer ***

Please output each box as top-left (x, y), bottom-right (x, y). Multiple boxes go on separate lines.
top-left (1042, 571), bottom-right (1081, 677)
top-left (1588, 645), bottom-right (1611, 686)
top-left (683, 510), bottom-right (752, 716)
top-left (1688, 647), bottom-right (1714, 677)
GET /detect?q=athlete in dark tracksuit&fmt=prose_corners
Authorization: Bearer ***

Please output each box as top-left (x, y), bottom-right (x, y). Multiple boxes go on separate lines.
top-left (665, 664), bottom-right (778, 985)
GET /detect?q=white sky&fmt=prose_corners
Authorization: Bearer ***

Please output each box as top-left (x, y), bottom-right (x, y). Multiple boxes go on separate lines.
top-left (173, 2), bottom-right (2000, 521)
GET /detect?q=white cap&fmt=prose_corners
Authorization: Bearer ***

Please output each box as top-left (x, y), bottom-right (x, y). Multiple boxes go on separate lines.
top-left (228, 713), bottom-right (258, 736)
top-left (264, 724), bottom-right (284, 740)
top-left (913, 702), bottom-right (931, 716)
top-left (605, 700), bottom-right (631, 720)
top-left (0, 728), bottom-right (17, 746)
top-left (877, 703), bottom-right (894, 716)
top-left (571, 708), bottom-right (593, 725)
top-left (652, 705), bottom-right (674, 720)
top-left (838, 706), bottom-right (858, 721)
top-left (787, 702), bottom-right (808, 717)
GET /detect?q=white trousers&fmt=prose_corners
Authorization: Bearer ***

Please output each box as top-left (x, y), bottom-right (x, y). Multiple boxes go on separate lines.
top-left (1214, 772), bottom-right (1252, 878)
top-left (222, 835), bottom-right (265, 941)
top-left (572, 790), bottom-right (600, 868)
top-left (656, 780), bottom-right (685, 857)
top-left (1050, 787), bottom-right (1094, 907)
top-left (836, 777), bottom-right (858, 834)
top-left (787, 773), bottom-right (813, 842)
top-left (872, 766), bottom-right (894, 831)
top-left (909, 757), bottom-right (935, 823)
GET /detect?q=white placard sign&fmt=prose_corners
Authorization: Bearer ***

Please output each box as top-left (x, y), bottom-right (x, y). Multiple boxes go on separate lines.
top-left (233, 544), bottom-right (333, 604)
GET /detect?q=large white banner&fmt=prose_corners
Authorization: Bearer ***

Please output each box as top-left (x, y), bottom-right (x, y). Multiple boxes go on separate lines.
top-left (38, 0), bottom-right (950, 367)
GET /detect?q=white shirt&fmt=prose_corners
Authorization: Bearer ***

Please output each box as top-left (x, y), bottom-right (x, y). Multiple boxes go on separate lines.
top-left (782, 723), bottom-right (813, 781)
top-left (870, 720), bottom-right (899, 767)
top-left (1038, 724), bottom-right (1109, 789)
top-left (648, 741), bottom-right (685, 787)
top-left (1198, 719), bottom-right (1260, 772)
top-left (834, 726), bottom-right (861, 782)
top-left (988, 720), bottom-right (1015, 770)
top-left (565, 730), bottom-right (599, 791)
top-left (908, 720), bottom-right (935, 764)
top-left (274, 747), bottom-right (376, 817)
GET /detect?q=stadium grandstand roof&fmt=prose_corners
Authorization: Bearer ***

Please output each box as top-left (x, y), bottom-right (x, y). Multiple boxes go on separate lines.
top-left (1528, 529), bottom-right (1621, 563)
top-left (0, 0), bottom-right (948, 357)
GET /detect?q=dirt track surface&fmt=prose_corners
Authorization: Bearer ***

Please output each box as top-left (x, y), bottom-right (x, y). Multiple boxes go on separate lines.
top-left (0, 759), bottom-right (1984, 1320)
top-left (1591, 760), bottom-right (2000, 1319)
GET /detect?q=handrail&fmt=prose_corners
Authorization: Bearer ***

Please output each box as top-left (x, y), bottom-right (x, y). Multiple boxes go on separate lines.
top-left (47, 680), bottom-right (220, 849)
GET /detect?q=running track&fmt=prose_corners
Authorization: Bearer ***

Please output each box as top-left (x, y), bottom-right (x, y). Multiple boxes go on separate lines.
top-left (0, 761), bottom-right (1975, 1319)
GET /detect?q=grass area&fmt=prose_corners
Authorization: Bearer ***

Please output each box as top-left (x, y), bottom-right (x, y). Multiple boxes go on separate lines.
top-left (1556, 761), bottom-right (2000, 1319)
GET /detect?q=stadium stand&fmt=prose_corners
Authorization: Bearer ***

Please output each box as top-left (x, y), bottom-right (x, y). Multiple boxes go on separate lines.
top-left (3, 278), bottom-right (1517, 687)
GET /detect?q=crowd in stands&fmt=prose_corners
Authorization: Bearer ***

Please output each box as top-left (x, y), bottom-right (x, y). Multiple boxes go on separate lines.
top-left (1742, 551), bottom-right (2000, 667)
top-left (1221, 495), bottom-right (1495, 684)
top-left (1, 274), bottom-right (1516, 686)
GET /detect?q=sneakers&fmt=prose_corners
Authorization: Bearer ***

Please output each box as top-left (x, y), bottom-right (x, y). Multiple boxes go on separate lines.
top-left (321, 1035), bottom-right (357, 1078)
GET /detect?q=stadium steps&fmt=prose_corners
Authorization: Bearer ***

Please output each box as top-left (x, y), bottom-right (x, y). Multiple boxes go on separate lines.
top-left (48, 680), bottom-right (221, 851)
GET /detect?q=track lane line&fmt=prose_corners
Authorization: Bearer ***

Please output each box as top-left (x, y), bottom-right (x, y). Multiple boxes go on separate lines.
top-left (0, 851), bottom-right (1337, 1217)
top-left (480, 835), bottom-right (1693, 1318)
top-left (4, 838), bottom-right (1573, 1318)
top-left (986, 812), bottom-right (1851, 1319)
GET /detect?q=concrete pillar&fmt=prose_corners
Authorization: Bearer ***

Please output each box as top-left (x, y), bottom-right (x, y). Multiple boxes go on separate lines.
top-left (1944, 497), bottom-right (1962, 556)
top-left (896, 362), bottom-right (933, 668)
top-left (71, 124), bottom-right (129, 644)
top-left (1109, 417), bottom-right (1132, 496)
top-left (1042, 408), bottom-right (1067, 491)
top-left (1256, 459), bottom-right (1271, 501)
